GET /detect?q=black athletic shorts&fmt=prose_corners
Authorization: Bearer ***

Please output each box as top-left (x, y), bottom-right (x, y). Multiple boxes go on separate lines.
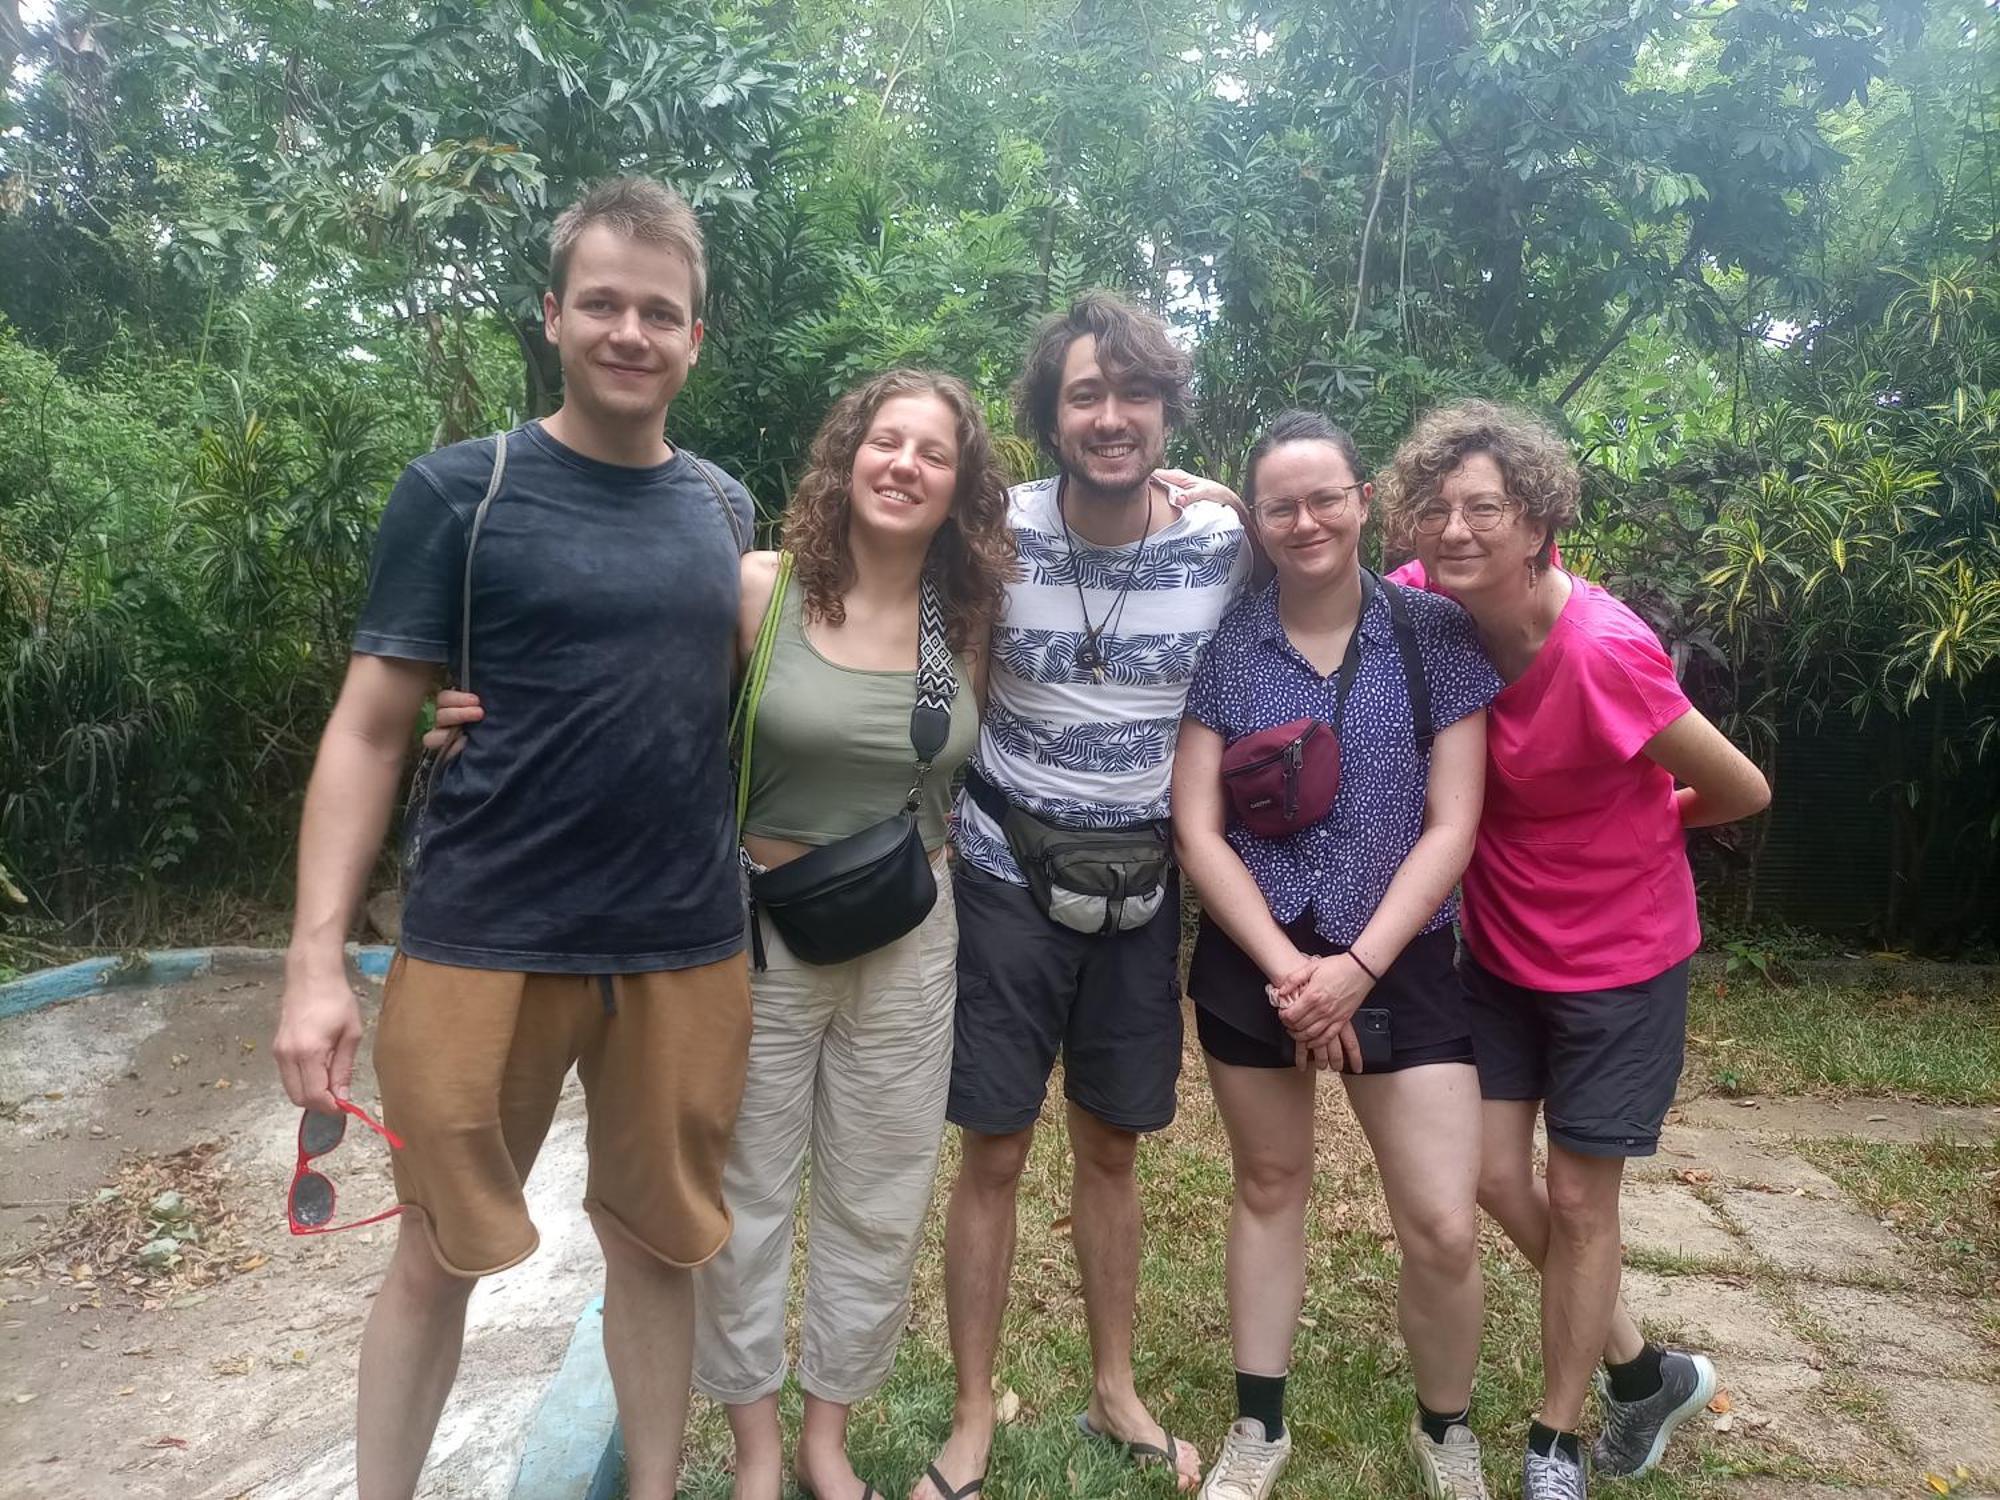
top-left (1187, 912), bottom-right (1473, 1073)
top-left (1460, 951), bottom-right (1691, 1158)
top-left (947, 860), bottom-right (1184, 1136)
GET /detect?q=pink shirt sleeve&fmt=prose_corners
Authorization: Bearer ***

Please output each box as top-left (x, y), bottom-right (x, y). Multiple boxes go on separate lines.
top-left (1568, 623), bottom-right (1692, 762)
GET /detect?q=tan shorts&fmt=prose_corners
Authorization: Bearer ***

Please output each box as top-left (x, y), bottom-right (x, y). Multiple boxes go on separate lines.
top-left (375, 952), bottom-right (751, 1277)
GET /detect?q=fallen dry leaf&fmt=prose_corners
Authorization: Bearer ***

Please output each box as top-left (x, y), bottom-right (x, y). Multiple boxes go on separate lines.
top-left (144, 1436), bottom-right (188, 1450)
top-left (1049, 1214), bottom-right (1073, 1236)
top-left (1713, 1412), bottom-right (1735, 1434)
top-left (1674, 1168), bottom-right (1715, 1185)
top-left (995, 1388), bottom-right (1021, 1425)
top-left (1708, 1389), bottom-right (1734, 1414)
top-left (212, 1356), bottom-right (251, 1377)
top-left (233, 1253), bottom-right (268, 1274)
top-left (1924, 1475), bottom-right (1950, 1496)
top-left (116, 1386), bottom-right (135, 1397)
top-left (12, 1393), bottom-right (35, 1404)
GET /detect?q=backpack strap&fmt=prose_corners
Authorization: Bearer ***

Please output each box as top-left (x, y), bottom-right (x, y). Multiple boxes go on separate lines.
top-left (456, 429), bottom-right (512, 690)
top-left (685, 452), bottom-right (751, 555)
top-left (1374, 572), bottom-right (1434, 756)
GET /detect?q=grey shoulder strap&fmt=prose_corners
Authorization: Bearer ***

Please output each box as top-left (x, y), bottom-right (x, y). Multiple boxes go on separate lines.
top-left (457, 430), bottom-right (511, 689)
top-left (686, 453), bottom-right (750, 554)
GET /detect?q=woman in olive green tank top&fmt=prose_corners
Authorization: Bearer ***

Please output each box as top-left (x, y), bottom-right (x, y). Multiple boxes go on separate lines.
top-left (709, 371), bottom-right (1014, 1500)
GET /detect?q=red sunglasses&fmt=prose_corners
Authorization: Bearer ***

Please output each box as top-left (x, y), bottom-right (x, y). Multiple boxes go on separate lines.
top-left (287, 1098), bottom-right (406, 1236)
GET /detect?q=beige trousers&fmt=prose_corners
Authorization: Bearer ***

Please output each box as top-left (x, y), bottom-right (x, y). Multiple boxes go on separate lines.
top-left (691, 855), bottom-right (957, 1405)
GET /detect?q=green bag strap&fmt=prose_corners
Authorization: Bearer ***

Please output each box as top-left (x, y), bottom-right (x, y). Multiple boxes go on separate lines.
top-left (732, 551), bottom-right (794, 829)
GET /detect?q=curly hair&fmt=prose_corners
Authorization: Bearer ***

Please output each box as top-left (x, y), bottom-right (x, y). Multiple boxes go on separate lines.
top-left (780, 369), bottom-right (1016, 653)
top-left (1013, 292), bottom-right (1193, 458)
top-left (1376, 399), bottom-right (1580, 568)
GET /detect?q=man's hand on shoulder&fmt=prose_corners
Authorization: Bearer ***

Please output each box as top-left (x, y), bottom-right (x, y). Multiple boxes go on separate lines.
top-left (1155, 467), bottom-right (1246, 526)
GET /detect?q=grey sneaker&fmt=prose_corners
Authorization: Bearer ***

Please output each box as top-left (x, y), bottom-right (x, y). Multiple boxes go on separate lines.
top-left (1198, 1418), bottom-right (1291, 1500)
top-left (1522, 1441), bottom-right (1588, 1500)
top-left (1408, 1417), bottom-right (1491, 1499)
top-left (1593, 1350), bottom-right (1718, 1476)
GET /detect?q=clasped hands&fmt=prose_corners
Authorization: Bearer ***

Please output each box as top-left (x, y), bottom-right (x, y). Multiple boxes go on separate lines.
top-left (1265, 949), bottom-right (1376, 1073)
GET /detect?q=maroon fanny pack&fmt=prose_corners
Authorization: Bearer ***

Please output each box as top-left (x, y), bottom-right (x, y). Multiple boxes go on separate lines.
top-left (1220, 717), bottom-right (1340, 838)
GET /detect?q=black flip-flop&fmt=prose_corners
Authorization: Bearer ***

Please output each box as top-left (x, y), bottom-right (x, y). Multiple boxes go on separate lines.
top-left (1075, 1413), bottom-right (1196, 1483)
top-left (924, 1461), bottom-right (985, 1499)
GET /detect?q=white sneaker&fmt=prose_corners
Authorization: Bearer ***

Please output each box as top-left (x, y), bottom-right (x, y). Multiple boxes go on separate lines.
top-left (1199, 1418), bottom-right (1292, 1500)
top-left (1409, 1417), bottom-right (1493, 1500)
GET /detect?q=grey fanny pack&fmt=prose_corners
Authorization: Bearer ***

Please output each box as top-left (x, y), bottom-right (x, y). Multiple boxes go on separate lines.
top-left (963, 764), bottom-right (1170, 934)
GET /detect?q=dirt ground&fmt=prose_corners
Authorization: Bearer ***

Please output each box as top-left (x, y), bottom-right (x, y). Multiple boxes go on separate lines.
top-left (5, 956), bottom-right (1999, 1499)
top-left (0, 954), bottom-right (603, 1500)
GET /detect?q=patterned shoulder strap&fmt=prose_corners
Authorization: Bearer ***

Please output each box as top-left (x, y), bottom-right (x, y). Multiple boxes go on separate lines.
top-left (900, 575), bottom-right (959, 809)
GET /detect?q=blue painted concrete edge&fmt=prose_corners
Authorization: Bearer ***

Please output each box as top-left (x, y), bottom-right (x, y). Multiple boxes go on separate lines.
top-left (0, 944), bottom-right (395, 1021)
top-left (511, 1295), bottom-right (624, 1500)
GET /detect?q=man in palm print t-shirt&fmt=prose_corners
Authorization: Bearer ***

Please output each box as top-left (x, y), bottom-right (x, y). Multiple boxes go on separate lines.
top-left (916, 293), bottom-right (1249, 1500)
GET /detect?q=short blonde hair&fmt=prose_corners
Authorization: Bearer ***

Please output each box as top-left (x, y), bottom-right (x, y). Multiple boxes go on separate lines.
top-left (548, 176), bottom-right (707, 315)
top-left (1377, 399), bottom-right (1580, 567)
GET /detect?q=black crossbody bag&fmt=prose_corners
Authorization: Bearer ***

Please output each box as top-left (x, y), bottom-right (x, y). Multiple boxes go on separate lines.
top-left (733, 554), bottom-right (959, 968)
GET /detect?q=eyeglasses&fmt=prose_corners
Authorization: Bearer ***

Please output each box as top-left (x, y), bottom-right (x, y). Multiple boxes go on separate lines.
top-left (1410, 495), bottom-right (1520, 535)
top-left (287, 1098), bottom-right (405, 1236)
top-left (1253, 485), bottom-right (1365, 531)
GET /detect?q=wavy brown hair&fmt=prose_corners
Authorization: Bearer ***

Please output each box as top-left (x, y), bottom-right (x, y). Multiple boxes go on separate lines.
top-left (1376, 399), bottom-right (1580, 570)
top-left (780, 369), bottom-right (1016, 652)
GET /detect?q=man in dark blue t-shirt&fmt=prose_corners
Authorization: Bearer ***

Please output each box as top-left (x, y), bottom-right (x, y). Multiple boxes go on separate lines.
top-left (271, 177), bottom-right (753, 1500)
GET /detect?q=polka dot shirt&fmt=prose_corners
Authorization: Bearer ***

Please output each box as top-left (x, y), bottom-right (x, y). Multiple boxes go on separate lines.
top-left (1184, 575), bottom-right (1503, 947)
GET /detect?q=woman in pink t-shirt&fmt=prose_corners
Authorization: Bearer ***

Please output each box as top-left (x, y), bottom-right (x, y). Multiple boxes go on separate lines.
top-left (1380, 401), bottom-right (1768, 1500)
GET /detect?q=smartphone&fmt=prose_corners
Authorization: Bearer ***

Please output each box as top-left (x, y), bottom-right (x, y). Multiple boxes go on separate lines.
top-left (1353, 1007), bottom-right (1393, 1071)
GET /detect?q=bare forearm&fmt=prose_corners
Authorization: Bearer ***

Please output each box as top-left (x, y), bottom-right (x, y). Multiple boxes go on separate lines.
top-left (1350, 822), bottom-right (1475, 973)
top-left (287, 726), bottom-right (409, 973)
top-left (1174, 828), bottom-right (1300, 982)
top-left (1675, 783), bottom-right (1767, 829)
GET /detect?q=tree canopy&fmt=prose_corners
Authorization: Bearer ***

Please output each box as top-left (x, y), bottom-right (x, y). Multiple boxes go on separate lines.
top-left (2, 0), bottom-right (1997, 954)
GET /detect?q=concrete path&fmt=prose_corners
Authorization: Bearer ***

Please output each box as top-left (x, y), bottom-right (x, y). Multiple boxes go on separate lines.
top-left (1620, 1100), bottom-right (2000, 1496)
top-left (0, 953), bottom-right (603, 1499)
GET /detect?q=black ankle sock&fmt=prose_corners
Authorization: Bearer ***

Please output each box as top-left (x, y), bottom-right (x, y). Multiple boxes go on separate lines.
top-left (1417, 1399), bottom-right (1469, 1444)
top-left (1528, 1420), bottom-right (1582, 1464)
top-left (1235, 1370), bottom-right (1287, 1440)
top-left (1605, 1341), bottom-right (1666, 1403)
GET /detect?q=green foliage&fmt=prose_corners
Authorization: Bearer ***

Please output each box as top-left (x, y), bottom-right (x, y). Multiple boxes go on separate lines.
top-left (1, 0), bottom-right (1996, 948)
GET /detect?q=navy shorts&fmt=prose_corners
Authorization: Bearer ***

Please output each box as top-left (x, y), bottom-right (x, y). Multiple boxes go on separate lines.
top-left (1188, 914), bottom-right (1473, 1073)
top-left (947, 860), bottom-right (1184, 1136)
top-left (1460, 951), bottom-right (1691, 1158)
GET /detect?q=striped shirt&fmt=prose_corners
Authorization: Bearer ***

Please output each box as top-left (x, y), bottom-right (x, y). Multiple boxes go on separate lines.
top-left (955, 476), bottom-right (1251, 882)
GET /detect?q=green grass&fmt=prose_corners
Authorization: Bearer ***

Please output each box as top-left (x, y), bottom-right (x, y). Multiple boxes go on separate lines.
top-left (1684, 972), bottom-right (2000, 1104)
top-left (655, 969), bottom-right (2000, 1496)
top-left (669, 1040), bottom-right (1781, 1499)
top-left (1792, 1135), bottom-right (2000, 1299)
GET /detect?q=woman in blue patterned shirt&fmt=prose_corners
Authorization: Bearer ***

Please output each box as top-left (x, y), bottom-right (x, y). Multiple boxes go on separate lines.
top-left (1172, 411), bottom-right (1503, 1500)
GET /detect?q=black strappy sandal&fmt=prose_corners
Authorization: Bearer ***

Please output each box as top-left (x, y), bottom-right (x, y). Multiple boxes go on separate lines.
top-left (1076, 1413), bottom-right (1197, 1486)
top-left (923, 1461), bottom-right (985, 1499)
